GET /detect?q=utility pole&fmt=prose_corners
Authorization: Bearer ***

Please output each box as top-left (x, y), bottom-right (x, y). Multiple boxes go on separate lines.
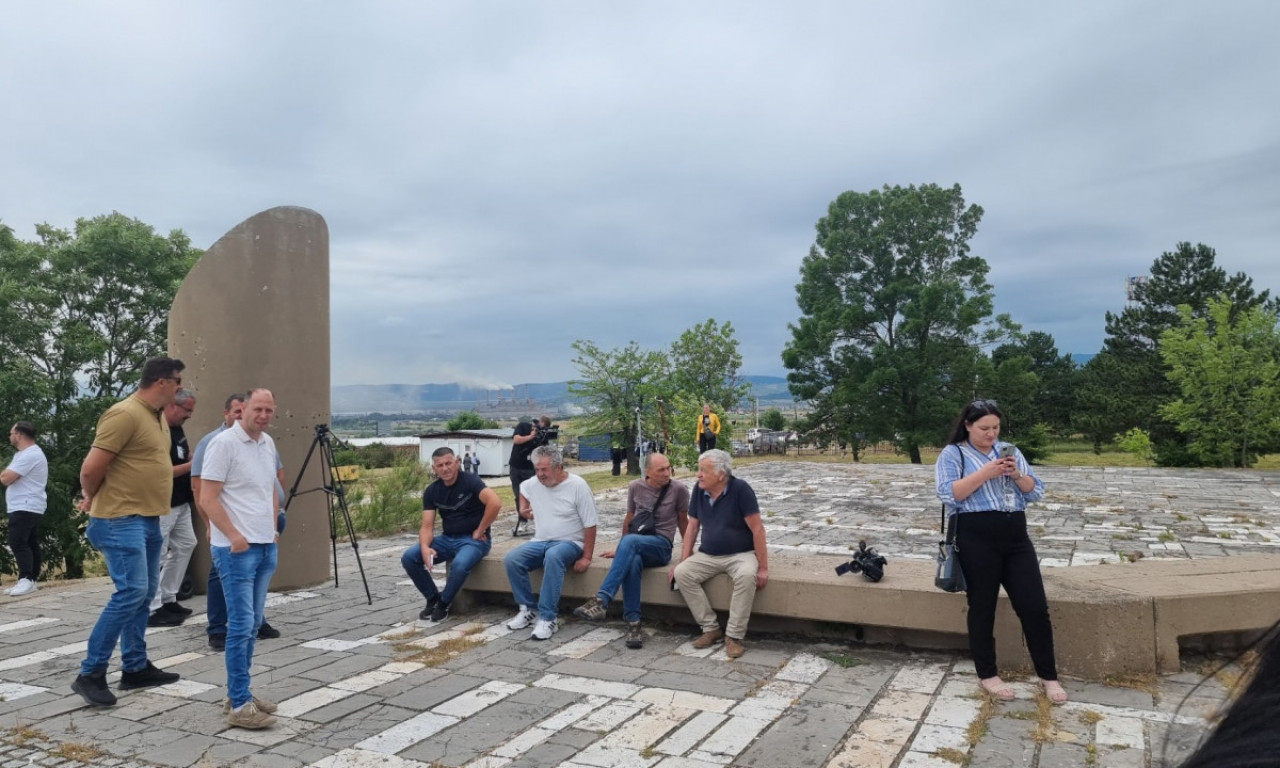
top-left (753, 398), bottom-right (759, 427)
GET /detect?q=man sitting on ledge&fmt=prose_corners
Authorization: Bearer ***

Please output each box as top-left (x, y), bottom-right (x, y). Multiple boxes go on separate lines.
top-left (504, 444), bottom-right (597, 641)
top-left (672, 448), bottom-right (768, 659)
top-left (401, 447), bottom-right (501, 622)
top-left (574, 452), bottom-right (690, 649)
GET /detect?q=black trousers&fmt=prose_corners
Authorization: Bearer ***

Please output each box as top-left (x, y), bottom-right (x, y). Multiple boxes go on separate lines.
top-left (953, 511), bottom-right (1058, 681)
top-left (7, 511), bottom-right (42, 581)
top-left (509, 467), bottom-right (535, 501)
top-left (699, 434), bottom-right (717, 453)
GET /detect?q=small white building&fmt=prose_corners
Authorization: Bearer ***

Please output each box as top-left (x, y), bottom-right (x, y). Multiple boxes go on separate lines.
top-left (417, 429), bottom-right (513, 476)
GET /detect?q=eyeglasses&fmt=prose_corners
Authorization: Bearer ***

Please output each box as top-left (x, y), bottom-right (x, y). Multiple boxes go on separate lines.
top-left (167, 376), bottom-right (183, 386)
top-left (970, 399), bottom-right (999, 409)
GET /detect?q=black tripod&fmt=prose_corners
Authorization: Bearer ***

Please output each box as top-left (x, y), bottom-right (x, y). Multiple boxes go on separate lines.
top-left (286, 424), bottom-right (372, 605)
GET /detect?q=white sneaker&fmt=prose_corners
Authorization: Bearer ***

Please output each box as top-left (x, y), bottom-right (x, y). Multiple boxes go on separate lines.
top-left (506, 606), bottom-right (534, 630)
top-left (8, 579), bottom-right (36, 596)
top-left (531, 618), bottom-right (558, 641)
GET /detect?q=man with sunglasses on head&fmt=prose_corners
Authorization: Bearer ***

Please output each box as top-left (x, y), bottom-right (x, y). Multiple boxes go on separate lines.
top-left (71, 356), bottom-right (186, 708)
top-left (402, 447), bottom-right (502, 623)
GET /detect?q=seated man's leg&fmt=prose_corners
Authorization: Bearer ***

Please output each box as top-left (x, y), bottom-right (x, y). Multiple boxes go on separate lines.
top-left (618, 535), bottom-right (672, 623)
top-left (722, 551), bottom-right (760, 641)
top-left (435, 534), bottom-right (491, 607)
top-left (504, 541), bottom-right (550, 611)
top-left (675, 552), bottom-right (725, 634)
top-left (401, 543), bottom-right (440, 605)
top-left (536, 541), bottom-right (583, 621)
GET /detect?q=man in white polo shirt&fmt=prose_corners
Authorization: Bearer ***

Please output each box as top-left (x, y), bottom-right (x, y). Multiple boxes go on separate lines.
top-left (199, 388), bottom-right (280, 730)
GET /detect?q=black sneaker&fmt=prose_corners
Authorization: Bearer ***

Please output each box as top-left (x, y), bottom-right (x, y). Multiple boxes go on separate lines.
top-left (418, 595), bottom-right (440, 621)
top-left (71, 672), bottom-right (117, 707)
top-left (625, 621), bottom-right (645, 649)
top-left (147, 610), bottom-right (185, 627)
top-left (209, 634), bottom-right (226, 651)
top-left (161, 601), bottom-right (193, 616)
top-left (119, 662), bottom-right (180, 690)
top-left (429, 602), bottom-right (450, 623)
top-left (257, 621), bottom-right (281, 639)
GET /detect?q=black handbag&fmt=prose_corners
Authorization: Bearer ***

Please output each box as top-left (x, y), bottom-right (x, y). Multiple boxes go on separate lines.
top-left (934, 450), bottom-right (967, 593)
top-left (627, 481), bottom-right (670, 536)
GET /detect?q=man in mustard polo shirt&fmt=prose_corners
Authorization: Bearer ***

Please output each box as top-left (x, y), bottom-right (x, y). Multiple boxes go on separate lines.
top-left (71, 357), bottom-right (186, 708)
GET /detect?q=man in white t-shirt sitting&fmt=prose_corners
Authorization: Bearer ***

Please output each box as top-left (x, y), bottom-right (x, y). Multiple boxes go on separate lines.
top-left (199, 388), bottom-right (280, 730)
top-left (504, 444), bottom-right (597, 641)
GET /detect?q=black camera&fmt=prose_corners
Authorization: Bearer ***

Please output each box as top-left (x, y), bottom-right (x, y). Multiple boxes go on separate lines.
top-left (531, 422), bottom-right (559, 446)
top-left (835, 540), bottom-right (888, 582)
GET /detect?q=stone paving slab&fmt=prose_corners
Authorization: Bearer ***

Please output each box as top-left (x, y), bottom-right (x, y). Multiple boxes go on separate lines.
top-left (0, 461), bottom-right (1264, 766)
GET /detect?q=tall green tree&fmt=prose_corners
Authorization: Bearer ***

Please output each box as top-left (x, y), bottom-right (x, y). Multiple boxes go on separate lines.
top-left (782, 183), bottom-right (998, 463)
top-left (0, 213), bottom-right (199, 577)
top-left (1159, 297), bottom-right (1280, 467)
top-left (759, 408), bottom-right (787, 431)
top-left (1098, 242), bottom-right (1272, 464)
top-left (990, 331), bottom-right (1076, 435)
top-left (568, 340), bottom-right (668, 475)
top-left (668, 318), bottom-right (749, 414)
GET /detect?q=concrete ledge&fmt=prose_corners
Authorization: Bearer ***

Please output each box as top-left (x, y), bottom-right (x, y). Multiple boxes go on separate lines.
top-left (457, 539), bottom-right (1280, 678)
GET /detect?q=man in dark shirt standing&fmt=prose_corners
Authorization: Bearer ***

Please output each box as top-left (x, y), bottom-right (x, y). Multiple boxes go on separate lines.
top-left (672, 449), bottom-right (769, 659)
top-left (150, 389), bottom-right (198, 626)
top-left (402, 447), bottom-right (502, 622)
top-left (509, 415), bottom-right (550, 535)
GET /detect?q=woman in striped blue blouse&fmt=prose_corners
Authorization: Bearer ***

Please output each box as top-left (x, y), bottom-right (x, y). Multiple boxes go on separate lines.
top-left (935, 399), bottom-right (1067, 704)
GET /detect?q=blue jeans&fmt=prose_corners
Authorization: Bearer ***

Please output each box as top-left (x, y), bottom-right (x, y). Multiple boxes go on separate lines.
top-left (504, 540), bottom-right (583, 621)
top-left (597, 534), bottom-right (672, 623)
top-left (80, 515), bottom-right (163, 676)
top-left (212, 543), bottom-right (278, 707)
top-left (402, 534), bottom-right (491, 606)
top-left (207, 513), bottom-right (284, 637)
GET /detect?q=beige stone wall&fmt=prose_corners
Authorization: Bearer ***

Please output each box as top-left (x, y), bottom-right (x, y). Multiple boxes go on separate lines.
top-left (168, 206), bottom-right (332, 590)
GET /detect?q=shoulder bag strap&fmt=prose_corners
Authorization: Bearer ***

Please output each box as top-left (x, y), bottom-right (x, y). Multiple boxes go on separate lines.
top-left (943, 446), bottom-right (967, 542)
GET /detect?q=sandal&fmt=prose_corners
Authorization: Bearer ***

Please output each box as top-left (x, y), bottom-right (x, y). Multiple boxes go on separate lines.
top-left (979, 677), bottom-right (1016, 701)
top-left (1042, 680), bottom-right (1068, 705)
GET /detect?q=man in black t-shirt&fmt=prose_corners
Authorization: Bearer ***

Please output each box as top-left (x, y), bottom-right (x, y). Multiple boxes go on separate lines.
top-left (149, 389), bottom-right (198, 627)
top-left (509, 415), bottom-right (550, 534)
top-left (401, 447), bottom-right (502, 622)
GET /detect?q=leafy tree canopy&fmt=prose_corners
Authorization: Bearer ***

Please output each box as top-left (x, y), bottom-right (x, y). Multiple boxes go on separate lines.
top-left (0, 213), bottom-right (199, 578)
top-left (446, 411), bottom-right (500, 431)
top-left (1159, 296), bottom-right (1280, 467)
top-left (782, 183), bottom-right (1004, 463)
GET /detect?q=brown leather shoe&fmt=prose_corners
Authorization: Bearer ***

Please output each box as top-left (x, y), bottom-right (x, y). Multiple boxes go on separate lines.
top-left (692, 628), bottom-right (724, 649)
top-left (725, 637), bottom-right (745, 658)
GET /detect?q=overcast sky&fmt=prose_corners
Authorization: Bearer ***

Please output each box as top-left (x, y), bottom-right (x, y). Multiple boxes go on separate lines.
top-left (4, 2), bottom-right (1278, 388)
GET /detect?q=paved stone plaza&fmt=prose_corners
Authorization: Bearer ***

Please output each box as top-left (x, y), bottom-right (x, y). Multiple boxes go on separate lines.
top-left (1, 461), bottom-right (1270, 767)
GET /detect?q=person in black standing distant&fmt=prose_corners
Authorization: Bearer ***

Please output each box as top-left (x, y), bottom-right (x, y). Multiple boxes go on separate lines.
top-left (509, 415), bottom-right (550, 534)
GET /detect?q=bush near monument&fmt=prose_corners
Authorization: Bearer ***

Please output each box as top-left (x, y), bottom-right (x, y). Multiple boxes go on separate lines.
top-left (0, 213), bottom-right (199, 579)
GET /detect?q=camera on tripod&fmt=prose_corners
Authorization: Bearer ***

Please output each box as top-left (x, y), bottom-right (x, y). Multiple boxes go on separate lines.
top-left (835, 540), bottom-right (888, 582)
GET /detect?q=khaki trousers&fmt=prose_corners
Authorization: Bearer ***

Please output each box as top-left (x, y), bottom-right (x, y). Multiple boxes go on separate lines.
top-left (674, 550), bottom-right (759, 640)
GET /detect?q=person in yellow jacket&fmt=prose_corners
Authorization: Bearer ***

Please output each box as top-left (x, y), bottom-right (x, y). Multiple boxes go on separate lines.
top-left (696, 404), bottom-right (721, 453)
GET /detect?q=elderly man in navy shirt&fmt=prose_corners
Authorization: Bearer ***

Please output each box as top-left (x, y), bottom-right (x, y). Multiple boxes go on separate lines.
top-left (671, 449), bottom-right (769, 659)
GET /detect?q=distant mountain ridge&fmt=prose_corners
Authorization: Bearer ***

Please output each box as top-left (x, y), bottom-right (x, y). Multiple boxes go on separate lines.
top-left (332, 375), bottom-right (794, 415)
top-left (331, 356), bottom-right (1094, 414)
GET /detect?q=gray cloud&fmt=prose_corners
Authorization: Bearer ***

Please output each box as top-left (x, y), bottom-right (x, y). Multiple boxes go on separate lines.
top-left (3, 1), bottom-right (1278, 386)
